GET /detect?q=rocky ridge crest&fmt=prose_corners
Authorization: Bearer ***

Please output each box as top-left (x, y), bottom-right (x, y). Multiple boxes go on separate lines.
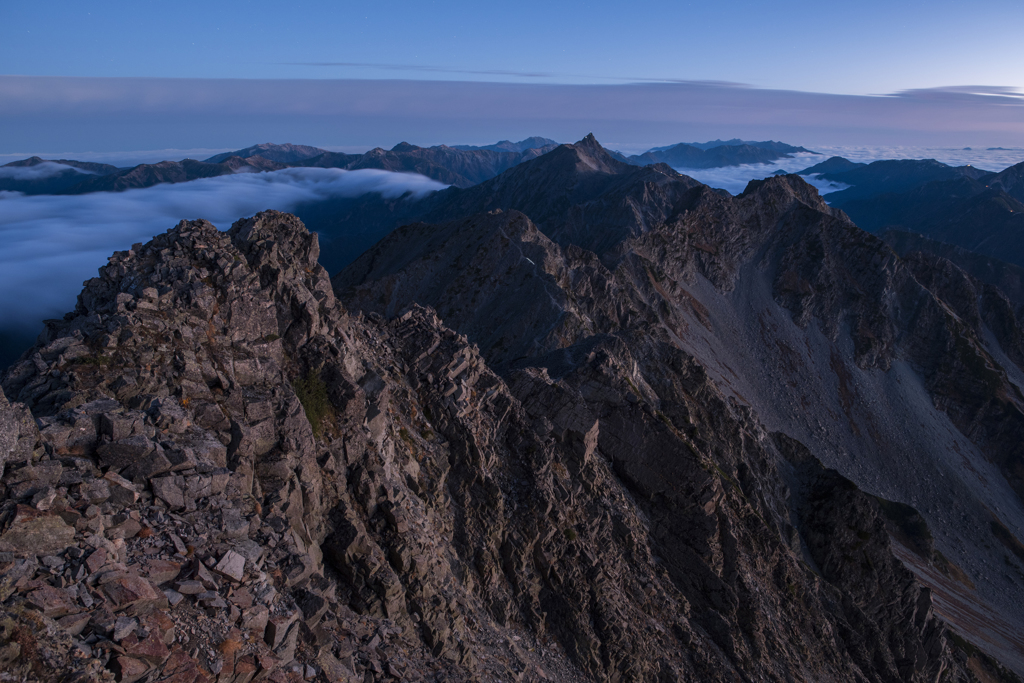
top-left (336, 138), bottom-right (1024, 678)
top-left (0, 210), bottom-right (1017, 682)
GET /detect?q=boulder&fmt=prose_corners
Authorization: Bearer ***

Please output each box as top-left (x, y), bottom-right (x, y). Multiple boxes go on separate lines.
top-left (0, 505), bottom-right (75, 556)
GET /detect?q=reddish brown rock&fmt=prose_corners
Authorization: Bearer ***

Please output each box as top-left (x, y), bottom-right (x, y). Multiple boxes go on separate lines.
top-left (57, 611), bottom-right (92, 636)
top-left (122, 628), bottom-right (171, 665)
top-left (26, 584), bottom-right (80, 618)
top-left (112, 656), bottom-right (151, 683)
top-left (143, 559), bottom-right (183, 585)
top-left (212, 549), bottom-right (245, 583)
top-left (102, 574), bottom-right (164, 614)
top-left (86, 547), bottom-right (108, 573)
top-left (0, 505), bottom-right (75, 556)
top-left (156, 647), bottom-right (211, 683)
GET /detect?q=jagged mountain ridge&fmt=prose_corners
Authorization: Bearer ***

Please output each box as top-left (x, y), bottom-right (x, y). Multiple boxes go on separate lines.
top-left (303, 133), bottom-right (710, 273)
top-left (1, 211), bottom-right (1016, 682)
top-left (336, 136), bottom-right (1024, 674)
top-left (451, 136), bottom-right (559, 153)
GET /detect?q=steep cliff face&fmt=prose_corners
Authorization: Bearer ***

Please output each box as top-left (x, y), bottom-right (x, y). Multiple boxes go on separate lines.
top-left (337, 139), bottom-right (1024, 677)
top-left (2, 210), bottom-right (1016, 682)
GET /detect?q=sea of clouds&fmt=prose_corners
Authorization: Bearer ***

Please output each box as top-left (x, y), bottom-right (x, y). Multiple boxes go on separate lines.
top-left (0, 168), bottom-right (446, 334)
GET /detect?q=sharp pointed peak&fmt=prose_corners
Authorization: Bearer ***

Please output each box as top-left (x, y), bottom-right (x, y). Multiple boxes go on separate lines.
top-left (574, 133), bottom-right (603, 149)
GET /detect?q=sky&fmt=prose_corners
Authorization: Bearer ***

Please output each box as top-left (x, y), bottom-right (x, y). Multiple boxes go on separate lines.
top-left (2, 1), bottom-right (1024, 154)
top-left (3, 0), bottom-right (1024, 95)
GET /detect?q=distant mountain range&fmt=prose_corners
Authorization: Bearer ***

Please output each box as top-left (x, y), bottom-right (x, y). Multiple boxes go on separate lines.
top-left (650, 138), bottom-right (814, 153)
top-left (0, 137), bottom-right (818, 197)
top-left (451, 136), bottom-right (559, 153)
top-left (799, 155), bottom-right (1024, 269)
top-left (202, 142), bottom-right (330, 165)
top-left (627, 139), bottom-right (815, 168)
top-left (0, 138), bottom-right (560, 194)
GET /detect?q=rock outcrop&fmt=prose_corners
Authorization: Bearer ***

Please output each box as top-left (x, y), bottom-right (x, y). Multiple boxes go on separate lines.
top-left (1, 207), bottom-right (1020, 682)
top-left (337, 137), bottom-right (1024, 678)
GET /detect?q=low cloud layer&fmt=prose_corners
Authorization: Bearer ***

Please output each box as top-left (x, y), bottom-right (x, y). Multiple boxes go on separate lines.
top-left (674, 153), bottom-right (842, 196)
top-left (0, 161), bottom-right (92, 180)
top-left (0, 167), bottom-right (445, 334)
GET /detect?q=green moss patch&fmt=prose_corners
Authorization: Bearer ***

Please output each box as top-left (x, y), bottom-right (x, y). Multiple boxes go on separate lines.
top-left (294, 369), bottom-right (334, 438)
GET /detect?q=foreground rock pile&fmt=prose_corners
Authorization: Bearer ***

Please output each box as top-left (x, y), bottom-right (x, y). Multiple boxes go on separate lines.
top-left (0, 211), bottom-right (1017, 682)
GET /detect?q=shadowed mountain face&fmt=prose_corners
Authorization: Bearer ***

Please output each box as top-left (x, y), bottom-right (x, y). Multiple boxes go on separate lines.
top-left (418, 134), bottom-right (708, 257)
top-left (336, 136), bottom-right (1024, 676)
top-left (815, 159), bottom-right (1024, 269)
top-left (815, 158), bottom-right (993, 204)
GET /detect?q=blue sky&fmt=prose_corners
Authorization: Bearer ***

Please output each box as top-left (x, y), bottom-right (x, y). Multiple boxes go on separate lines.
top-left (3, 0), bottom-right (1023, 95)
top-left (1, 1), bottom-right (1023, 154)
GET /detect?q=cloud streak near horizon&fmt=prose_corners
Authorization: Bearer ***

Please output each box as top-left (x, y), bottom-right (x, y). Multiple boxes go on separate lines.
top-left (3, 77), bottom-right (1024, 154)
top-left (0, 167), bottom-right (445, 332)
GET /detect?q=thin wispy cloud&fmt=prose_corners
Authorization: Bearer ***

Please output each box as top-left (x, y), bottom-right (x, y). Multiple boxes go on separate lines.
top-left (285, 62), bottom-right (556, 79)
top-left (4, 76), bottom-right (1023, 151)
top-left (282, 61), bottom-right (748, 87)
top-left (887, 85), bottom-right (1024, 103)
top-left (0, 168), bottom-right (445, 332)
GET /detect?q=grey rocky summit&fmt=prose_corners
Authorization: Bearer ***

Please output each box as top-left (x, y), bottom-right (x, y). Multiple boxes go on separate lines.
top-left (0, 135), bottom-right (1022, 682)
